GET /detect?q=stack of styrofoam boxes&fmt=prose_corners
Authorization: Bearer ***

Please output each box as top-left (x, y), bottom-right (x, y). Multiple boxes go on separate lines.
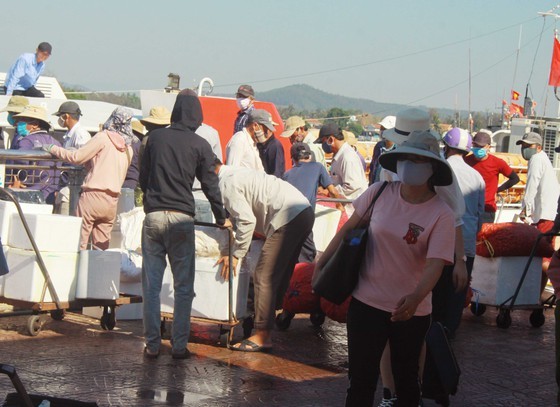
top-left (76, 250), bottom-right (121, 300)
top-left (109, 188), bottom-right (135, 251)
top-left (3, 207), bottom-right (83, 303)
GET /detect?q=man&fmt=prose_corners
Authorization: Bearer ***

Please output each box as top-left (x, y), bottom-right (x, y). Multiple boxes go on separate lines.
top-left (464, 130), bottom-right (520, 223)
top-left (436, 128), bottom-right (485, 337)
top-left (0, 95), bottom-right (29, 149)
top-left (283, 142), bottom-right (344, 262)
top-left (257, 122), bottom-right (285, 178)
top-left (369, 115), bottom-right (396, 185)
top-left (233, 84), bottom-right (255, 134)
top-left (4, 42), bottom-right (52, 97)
top-left (314, 122), bottom-right (367, 201)
top-left (215, 160), bottom-right (314, 352)
top-left (139, 89), bottom-right (230, 359)
top-left (280, 116), bottom-right (326, 166)
top-left (12, 105), bottom-right (61, 203)
top-left (226, 109), bottom-right (275, 171)
top-left (53, 101), bottom-right (91, 149)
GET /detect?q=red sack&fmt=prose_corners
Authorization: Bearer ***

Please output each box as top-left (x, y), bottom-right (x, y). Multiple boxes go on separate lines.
top-left (475, 222), bottom-right (554, 258)
top-left (282, 262), bottom-right (321, 314)
top-left (320, 296), bottom-right (351, 323)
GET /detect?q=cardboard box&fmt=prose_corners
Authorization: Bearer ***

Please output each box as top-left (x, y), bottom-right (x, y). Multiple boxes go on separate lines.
top-left (0, 201), bottom-right (53, 245)
top-left (471, 255), bottom-right (542, 306)
top-left (75, 250), bottom-right (120, 300)
top-left (3, 248), bottom-right (79, 302)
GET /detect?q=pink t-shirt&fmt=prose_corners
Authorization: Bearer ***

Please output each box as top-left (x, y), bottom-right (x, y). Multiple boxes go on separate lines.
top-left (352, 182), bottom-right (455, 316)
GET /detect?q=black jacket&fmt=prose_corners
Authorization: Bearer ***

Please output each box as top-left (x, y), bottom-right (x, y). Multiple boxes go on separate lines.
top-left (139, 92), bottom-right (226, 224)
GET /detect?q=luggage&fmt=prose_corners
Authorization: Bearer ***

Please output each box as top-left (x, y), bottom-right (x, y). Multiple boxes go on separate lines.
top-left (1, 364), bottom-right (98, 407)
top-left (422, 322), bottom-right (460, 407)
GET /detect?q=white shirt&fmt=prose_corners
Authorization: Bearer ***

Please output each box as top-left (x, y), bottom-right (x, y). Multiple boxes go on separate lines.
top-left (523, 150), bottom-right (560, 223)
top-left (330, 142), bottom-right (368, 200)
top-left (63, 122), bottom-right (91, 149)
top-left (218, 165), bottom-right (310, 259)
top-left (303, 132), bottom-right (327, 167)
top-left (225, 128), bottom-right (264, 171)
top-left (193, 123), bottom-right (223, 190)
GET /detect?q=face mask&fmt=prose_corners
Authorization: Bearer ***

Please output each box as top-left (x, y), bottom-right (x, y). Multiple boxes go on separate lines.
top-left (255, 128), bottom-right (267, 143)
top-left (522, 147), bottom-right (538, 161)
top-left (57, 115), bottom-right (66, 128)
top-left (7, 113), bottom-right (15, 126)
top-left (236, 97), bottom-right (251, 110)
top-left (322, 141), bottom-right (333, 154)
top-left (396, 160), bottom-right (434, 186)
top-left (16, 122), bottom-right (29, 137)
top-left (472, 147), bottom-right (487, 159)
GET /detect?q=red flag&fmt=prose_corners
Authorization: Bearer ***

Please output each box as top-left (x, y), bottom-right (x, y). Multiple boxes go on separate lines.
top-left (509, 102), bottom-right (524, 117)
top-left (511, 90), bottom-right (520, 100)
top-left (549, 36), bottom-right (560, 86)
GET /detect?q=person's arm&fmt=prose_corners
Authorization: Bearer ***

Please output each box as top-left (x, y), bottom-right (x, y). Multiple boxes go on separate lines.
top-left (497, 170), bottom-right (519, 192)
top-left (521, 158), bottom-right (544, 220)
top-left (139, 136), bottom-right (151, 193)
top-left (47, 132), bottom-right (104, 165)
top-left (326, 184), bottom-right (346, 211)
top-left (225, 136), bottom-right (243, 167)
top-left (452, 226), bottom-right (468, 292)
top-left (4, 56), bottom-right (27, 95)
top-left (477, 179), bottom-right (486, 233)
top-left (273, 143), bottom-right (285, 178)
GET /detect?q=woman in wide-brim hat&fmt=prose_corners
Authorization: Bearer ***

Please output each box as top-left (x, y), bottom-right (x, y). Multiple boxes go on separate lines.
top-left (316, 130), bottom-right (456, 405)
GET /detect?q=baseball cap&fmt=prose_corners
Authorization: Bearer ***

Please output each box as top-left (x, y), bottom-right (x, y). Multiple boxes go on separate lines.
top-left (53, 101), bottom-right (81, 116)
top-left (472, 131), bottom-right (492, 147)
top-left (38, 42), bottom-right (52, 55)
top-left (236, 84), bottom-right (254, 98)
top-left (516, 131), bottom-right (542, 146)
top-left (248, 109), bottom-right (277, 132)
top-left (290, 142), bottom-right (312, 161)
top-left (314, 122), bottom-right (343, 143)
top-left (378, 115), bottom-right (396, 130)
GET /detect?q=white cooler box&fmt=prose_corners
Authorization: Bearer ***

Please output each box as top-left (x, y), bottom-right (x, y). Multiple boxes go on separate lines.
top-left (3, 248), bottom-right (79, 302)
top-left (9, 213), bottom-right (82, 253)
top-left (0, 246), bottom-right (8, 296)
top-left (471, 255), bottom-right (542, 306)
top-left (82, 281), bottom-right (143, 320)
top-left (313, 204), bottom-right (342, 253)
top-left (160, 257), bottom-right (249, 321)
top-left (76, 250), bottom-right (121, 300)
top-left (0, 201), bottom-right (53, 245)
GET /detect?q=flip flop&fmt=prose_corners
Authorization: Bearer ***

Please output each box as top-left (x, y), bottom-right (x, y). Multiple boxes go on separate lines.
top-left (230, 339), bottom-right (272, 353)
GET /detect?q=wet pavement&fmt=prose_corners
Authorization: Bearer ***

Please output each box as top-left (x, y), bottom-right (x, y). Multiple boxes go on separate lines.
top-left (0, 304), bottom-right (557, 406)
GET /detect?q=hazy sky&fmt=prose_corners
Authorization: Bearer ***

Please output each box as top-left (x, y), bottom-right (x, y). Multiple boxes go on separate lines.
top-left (3, 1), bottom-right (560, 115)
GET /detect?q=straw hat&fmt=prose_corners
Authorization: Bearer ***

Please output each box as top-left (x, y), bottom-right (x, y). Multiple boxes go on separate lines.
top-left (14, 105), bottom-right (51, 128)
top-left (131, 119), bottom-right (146, 136)
top-left (0, 96), bottom-right (29, 113)
top-left (280, 116), bottom-right (306, 138)
top-left (343, 130), bottom-right (358, 146)
top-left (140, 106), bottom-right (171, 126)
top-left (379, 130), bottom-right (453, 186)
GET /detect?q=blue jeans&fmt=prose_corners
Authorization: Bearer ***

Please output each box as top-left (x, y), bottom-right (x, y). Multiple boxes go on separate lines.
top-left (142, 211), bottom-right (195, 353)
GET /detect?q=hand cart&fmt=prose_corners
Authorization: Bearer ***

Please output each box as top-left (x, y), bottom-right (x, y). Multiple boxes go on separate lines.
top-left (0, 187), bottom-right (142, 336)
top-left (159, 222), bottom-right (252, 348)
top-left (470, 232), bottom-right (558, 329)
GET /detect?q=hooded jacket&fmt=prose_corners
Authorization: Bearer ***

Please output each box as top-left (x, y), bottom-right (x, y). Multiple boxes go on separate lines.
top-left (139, 91), bottom-right (226, 224)
top-left (50, 130), bottom-right (131, 195)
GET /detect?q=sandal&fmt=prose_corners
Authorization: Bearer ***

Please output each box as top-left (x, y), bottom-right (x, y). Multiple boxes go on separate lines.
top-left (230, 339), bottom-right (272, 353)
top-left (143, 347), bottom-right (159, 359)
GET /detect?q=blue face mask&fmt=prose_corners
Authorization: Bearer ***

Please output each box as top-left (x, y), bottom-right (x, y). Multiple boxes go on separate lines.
top-left (322, 141), bottom-right (333, 154)
top-left (16, 122), bottom-right (29, 137)
top-left (472, 147), bottom-right (487, 159)
top-left (7, 113), bottom-right (15, 126)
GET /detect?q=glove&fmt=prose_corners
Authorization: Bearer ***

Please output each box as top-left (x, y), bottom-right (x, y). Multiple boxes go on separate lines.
top-left (41, 144), bottom-right (54, 153)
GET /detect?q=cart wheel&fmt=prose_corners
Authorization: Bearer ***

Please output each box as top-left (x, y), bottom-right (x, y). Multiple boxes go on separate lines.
top-left (310, 311), bottom-right (326, 327)
top-left (470, 302), bottom-right (486, 317)
top-left (50, 309), bottom-right (65, 321)
top-left (26, 315), bottom-right (43, 336)
top-left (529, 308), bottom-right (545, 327)
top-left (275, 311), bottom-right (294, 331)
top-left (242, 316), bottom-right (254, 339)
top-left (100, 307), bottom-right (116, 331)
top-left (496, 309), bottom-right (512, 329)
top-left (219, 327), bottom-right (232, 347)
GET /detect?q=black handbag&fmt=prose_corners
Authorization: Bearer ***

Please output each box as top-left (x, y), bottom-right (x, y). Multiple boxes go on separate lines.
top-left (312, 182), bottom-right (388, 304)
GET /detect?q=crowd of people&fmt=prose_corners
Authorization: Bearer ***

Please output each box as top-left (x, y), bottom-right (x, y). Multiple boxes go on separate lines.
top-left (3, 41), bottom-right (560, 406)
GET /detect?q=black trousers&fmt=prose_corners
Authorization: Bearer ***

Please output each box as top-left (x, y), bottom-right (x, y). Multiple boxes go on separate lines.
top-left (7, 86), bottom-right (45, 98)
top-left (346, 298), bottom-right (430, 407)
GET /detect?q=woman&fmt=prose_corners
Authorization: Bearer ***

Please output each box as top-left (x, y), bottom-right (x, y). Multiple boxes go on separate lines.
top-left (316, 130), bottom-right (456, 406)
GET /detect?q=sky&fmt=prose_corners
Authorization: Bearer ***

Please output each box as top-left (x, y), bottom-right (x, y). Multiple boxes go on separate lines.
top-left (3, 1), bottom-right (560, 116)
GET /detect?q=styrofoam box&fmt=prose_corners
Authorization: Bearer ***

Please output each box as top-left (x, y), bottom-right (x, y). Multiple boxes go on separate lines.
top-left (0, 201), bottom-right (53, 245)
top-left (75, 250), bottom-right (121, 300)
top-left (4, 248), bottom-right (79, 302)
top-left (160, 257), bottom-right (248, 321)
top-left (9, 213), bottom-right (82, 253)
top-left (313, 204), bottom-right (342, 253)
top-left (471, 255), bottom-right (542, 306)
top-left (0, 246), bottom-right (8, 297)
top-left (82, 281), bottom-right (143, 320)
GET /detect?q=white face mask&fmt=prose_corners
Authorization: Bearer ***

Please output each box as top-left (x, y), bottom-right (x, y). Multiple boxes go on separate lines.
top-left (57, 115), bottom-right (66, 128)
top-left (255, 128), bottom-right (267, 143)
top-left (236, 97), bottom-right (251, 110)
top-left (396, 160), bottom-right (433, 186)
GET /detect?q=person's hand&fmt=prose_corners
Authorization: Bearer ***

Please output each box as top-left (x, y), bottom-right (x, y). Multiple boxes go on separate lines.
top-left (336, 202), bottom-right (345, 212)
top-left (221, 218), bottom-right (233, 229)
top-left (216, 255), bottom-right (239, 280)
top-left (453, 258), bottom-right (468, 292)
top-left (391, 293), bottom-right (421, 321)
top-left (9, 175), bottom-right (26, 189)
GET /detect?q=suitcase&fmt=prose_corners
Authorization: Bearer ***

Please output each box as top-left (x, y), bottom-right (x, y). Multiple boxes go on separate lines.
top-left (421, 322), bottom-right (461, 407)
top-left (1, 364), bottom-right (98, 407)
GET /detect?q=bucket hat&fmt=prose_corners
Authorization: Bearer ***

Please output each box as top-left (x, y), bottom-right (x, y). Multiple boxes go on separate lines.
top-left (0, 96), bottom-right (29, 113)
top-left (140, 106), bottom-right (171, 126)
top-left (379, 130), bottom-right (453, 186)
top-left (443, 128), bottom-right (472, 152)
top-left (14, 105), bottom-right (51, 128)
top-left (343, 130), bottom-right (358, 146)
top-left (281, 116), bottom-right (306, 138)
top-left (382, 108), bottom-right (440, 145)
top-left (131, 119), bottom-right (145, 136)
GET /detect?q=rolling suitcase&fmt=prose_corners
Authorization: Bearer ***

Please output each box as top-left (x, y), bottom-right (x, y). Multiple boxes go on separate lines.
top-left (421, 322), bottom-right (460, 407)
